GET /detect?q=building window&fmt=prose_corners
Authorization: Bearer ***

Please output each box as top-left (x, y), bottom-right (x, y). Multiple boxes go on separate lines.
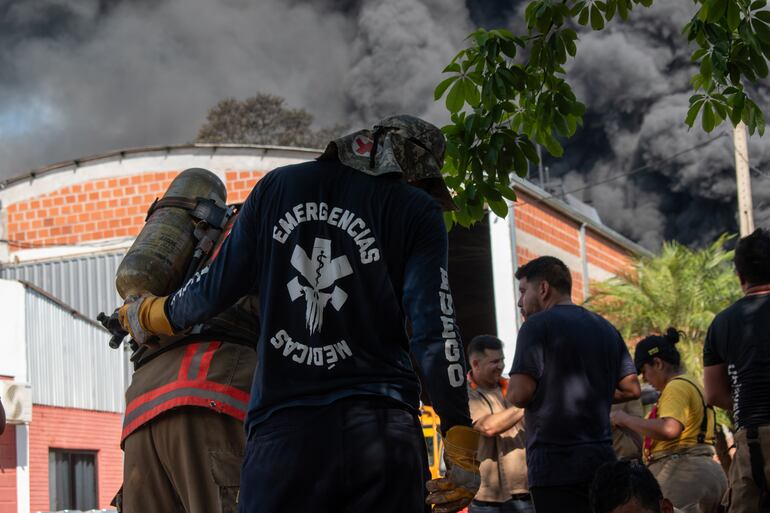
top-left (48, 449), bottom-right (98, 511)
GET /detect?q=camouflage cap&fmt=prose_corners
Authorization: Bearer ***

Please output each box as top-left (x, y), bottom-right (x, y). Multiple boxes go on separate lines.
top-left (319, 114), bottom-right (457, 210)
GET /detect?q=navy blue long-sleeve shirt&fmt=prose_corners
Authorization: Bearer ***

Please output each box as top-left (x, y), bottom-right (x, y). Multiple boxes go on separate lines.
top-left (165, 160), bottom-right (471, 433)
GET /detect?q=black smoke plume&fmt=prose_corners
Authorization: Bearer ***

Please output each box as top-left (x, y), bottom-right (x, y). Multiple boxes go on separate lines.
top-left (0, 0), bottom-right (767, 247)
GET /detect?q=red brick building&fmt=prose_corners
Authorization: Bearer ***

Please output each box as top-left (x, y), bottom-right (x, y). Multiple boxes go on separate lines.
top-left (0, 143), bottom-right (646, 512)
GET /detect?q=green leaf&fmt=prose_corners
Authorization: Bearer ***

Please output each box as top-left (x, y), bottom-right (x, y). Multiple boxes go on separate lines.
top-left (578, 5), bottom-right (590, 25)
top-left (434, 76), bottom-right (458, 101)
top-left (488, 198), bottom-right (509, 218)
top-left (702, 102), bottom-right (716, 132)
top-left (691, 48), bottom-right (708, 62)
top-left (446, 79), bottom-right (465, 113)
top-left (751, 0), bottom-right (768, 10)
top-left (754, 20), bottom-right (770, 44)
top-left (590, 5), bottom-right (606, 30)
top-left (605, 0), bottom-right (617, 20)
top-left (496, 184), bottom-right (518, 202)
top-left (443, 62), bottom-right (461, 73)
top-left (477, 180), bottom-right (502, 201)
top-left (700, 55), bottom-right (713, 83)
top-left (570, 1), bottom-right (586, 16)
top-left (728, 1), bottom-right (741, 31)
top-left (750, 46), bottom-right (769, 77)
top-left (462, 78), bottom-right (481, 106)
top-left (542, 133), bottom-right (564, 157)
top-left (501, 39), bottom-right (519, 59)
top-left (708, 0), bottom-right (728, 22)
top-left (618, 0), bottom-right (629, 19)
top-left (756, 11), bottom-right (770, 24)
top-left (519, 139), bottom-right (540, 163)
top-left (685, 100), bottom-right (704, 127)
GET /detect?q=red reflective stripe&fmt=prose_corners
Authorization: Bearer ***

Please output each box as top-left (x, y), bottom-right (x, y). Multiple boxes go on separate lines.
top-left (122, 395), bottom-right (246, 440)
top-left (178, 343), bottom-right (202, 380)
top-left (197, 342), bottom-right (222, 379)
top-left (126, 379), bottom-right (250, 415)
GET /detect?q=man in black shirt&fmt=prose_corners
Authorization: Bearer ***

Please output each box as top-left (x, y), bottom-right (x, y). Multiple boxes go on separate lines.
top-left (704, 228), bottom-right (770, 513)
top-left (507, 256), bottom-right (640, 513)
top-left (116, 116), bottom-right (481, 513)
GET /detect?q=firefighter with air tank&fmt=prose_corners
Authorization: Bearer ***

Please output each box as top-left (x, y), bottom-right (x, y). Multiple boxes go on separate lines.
top-left (101, 168), bottom-right (257, 513)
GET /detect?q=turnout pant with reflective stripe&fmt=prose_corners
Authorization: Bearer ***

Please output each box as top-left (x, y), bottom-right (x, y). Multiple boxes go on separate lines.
top-left (237, 396), bottom-right (431, 513)
top-left (123, 407), bottom-right (245, 513)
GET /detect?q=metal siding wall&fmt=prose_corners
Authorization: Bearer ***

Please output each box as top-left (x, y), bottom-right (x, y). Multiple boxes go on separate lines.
top-left (24, 288), bottom-right (129, 413)
top-left (0, 251), bottom-right (124, 321)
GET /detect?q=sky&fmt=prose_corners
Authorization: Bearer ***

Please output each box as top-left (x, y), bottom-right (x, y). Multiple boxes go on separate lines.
top-left (0, 0), bottom-right (768, 248)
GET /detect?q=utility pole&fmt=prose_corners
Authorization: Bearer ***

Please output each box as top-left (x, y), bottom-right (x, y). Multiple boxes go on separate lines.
top-left (734, 121), bottom-right (755, 236)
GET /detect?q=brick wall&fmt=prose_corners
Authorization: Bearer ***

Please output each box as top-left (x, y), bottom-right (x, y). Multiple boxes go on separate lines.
top-left (29, 405), bottom-right (122, 513)
top-left (514, 191), bottom-right (581, 258)
top-left (5, 170), bottom-right (266, 251)
top-left (0, 426), bottom-right (16, 513)
top-left (586, 231), bottom-right (633, 276)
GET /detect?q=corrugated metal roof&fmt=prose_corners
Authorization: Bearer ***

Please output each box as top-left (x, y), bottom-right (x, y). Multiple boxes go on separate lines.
top-left (24, 286), bottom-right (130, 413)
top-left (1, 251), bottom-right (125, 322)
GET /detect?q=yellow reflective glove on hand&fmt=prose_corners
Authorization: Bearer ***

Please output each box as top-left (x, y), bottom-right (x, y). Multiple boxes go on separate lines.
top-left (426, 425), bottom-right (481, 513)
top-left (118, 295), bottom-right (175, 345)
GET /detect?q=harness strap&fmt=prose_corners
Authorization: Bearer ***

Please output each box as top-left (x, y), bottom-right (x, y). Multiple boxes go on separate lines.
top-left (671, 377), bottom-right (715, 444)
top-left (145, 196), bottom-right (229, 228)
top-left (746, 426), bottom-right (770, 509)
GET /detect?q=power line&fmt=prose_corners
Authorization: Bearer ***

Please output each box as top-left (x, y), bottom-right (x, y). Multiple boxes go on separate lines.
top-left (732, 143), bottom-right (770, 180)
top-left (516, 132), bottom-right (728, 208)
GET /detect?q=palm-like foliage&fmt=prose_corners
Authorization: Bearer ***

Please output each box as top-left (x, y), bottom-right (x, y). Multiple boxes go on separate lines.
top-left (586, 234), bottom-right (742, 381)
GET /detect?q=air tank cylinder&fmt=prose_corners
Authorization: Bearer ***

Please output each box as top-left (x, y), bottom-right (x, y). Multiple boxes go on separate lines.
top-left (115, 168), bottom-right (227, 299)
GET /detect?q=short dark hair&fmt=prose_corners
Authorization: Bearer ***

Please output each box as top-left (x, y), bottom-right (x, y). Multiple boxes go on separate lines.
top-left (590, 461), bottom-right (663, 513)
top-left (735, 228), bottom-right (770, 286)
top-left (467, 334), bottom-right (503, 358)
top-left (514, 256), bottom-right (572, 295)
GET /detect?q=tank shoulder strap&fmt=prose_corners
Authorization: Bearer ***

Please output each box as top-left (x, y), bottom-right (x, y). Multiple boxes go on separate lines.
top-left (671, 376), bottom-right (715, 444)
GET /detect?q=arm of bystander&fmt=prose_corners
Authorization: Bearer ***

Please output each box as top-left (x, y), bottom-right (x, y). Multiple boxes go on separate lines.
top-left (473, 406), bottom-right (524, 437)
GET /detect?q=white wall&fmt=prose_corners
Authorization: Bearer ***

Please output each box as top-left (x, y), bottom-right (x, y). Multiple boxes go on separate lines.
top-left (489, 210), bottom-right (519, 364)
top-left (0, 279), bottom-right (27, 381)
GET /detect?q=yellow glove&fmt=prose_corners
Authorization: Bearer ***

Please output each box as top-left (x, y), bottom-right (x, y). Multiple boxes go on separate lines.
top-left (118, 295), bottom-right (175, 345)
top-left (426, 425), bottom-right (481, 513)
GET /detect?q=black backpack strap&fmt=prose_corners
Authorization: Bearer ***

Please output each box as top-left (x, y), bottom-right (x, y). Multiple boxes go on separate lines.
top-left (671, 377), bottom-right (714, 444)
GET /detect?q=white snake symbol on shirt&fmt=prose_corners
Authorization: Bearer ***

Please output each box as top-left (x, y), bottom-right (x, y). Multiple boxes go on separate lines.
top-left (287, 237), bottom-right (353, 334)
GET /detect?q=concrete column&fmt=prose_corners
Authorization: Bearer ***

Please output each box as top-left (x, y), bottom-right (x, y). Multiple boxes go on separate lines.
top-left (579, 223), bottom-right (590, 301)
top-left (489, 204), bottom-right (519, 361)
top-left (15, 424), bottom-right (29, 513)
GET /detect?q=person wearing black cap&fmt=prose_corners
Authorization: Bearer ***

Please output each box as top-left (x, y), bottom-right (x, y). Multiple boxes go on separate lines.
top-left (611, 328), bottom-right (726, 513)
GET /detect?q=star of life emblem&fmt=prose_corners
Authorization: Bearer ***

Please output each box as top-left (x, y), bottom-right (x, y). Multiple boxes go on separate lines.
top-left (287, 237), bottom-right (353, 335)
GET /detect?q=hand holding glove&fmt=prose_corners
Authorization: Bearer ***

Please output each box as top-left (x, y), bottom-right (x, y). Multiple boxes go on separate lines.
top-left (117, 295), bottom-right (175, 345)
top-left (426, 425), bottom-right (481, 513)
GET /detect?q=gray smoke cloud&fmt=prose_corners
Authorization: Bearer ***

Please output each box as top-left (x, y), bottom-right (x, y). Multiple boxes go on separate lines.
top-left (0, 0), bottom-right (470, 176)
top-left (0, 0), bottom-right (768, 248)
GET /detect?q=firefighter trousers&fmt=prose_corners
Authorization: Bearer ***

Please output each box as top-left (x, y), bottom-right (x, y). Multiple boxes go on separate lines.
top-left (648, 445), bottom-right (727, 513)
top-left (724, 424), bottom-right (770, 513)
top-left (122, 407), bottom-right (245, 513)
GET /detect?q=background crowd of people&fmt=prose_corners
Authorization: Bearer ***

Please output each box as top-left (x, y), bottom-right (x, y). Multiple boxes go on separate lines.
top-left (464, 228), bottom-right (770, 513)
